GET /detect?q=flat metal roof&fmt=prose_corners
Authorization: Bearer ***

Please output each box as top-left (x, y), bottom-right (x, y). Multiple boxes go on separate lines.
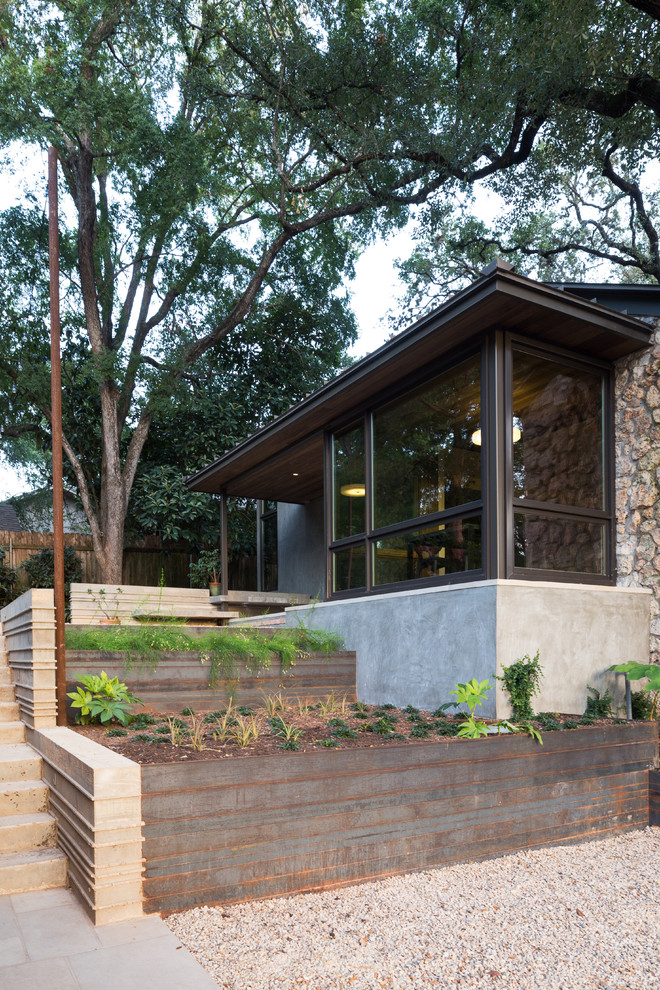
top-left (188, 262), bottom-right (654, 503)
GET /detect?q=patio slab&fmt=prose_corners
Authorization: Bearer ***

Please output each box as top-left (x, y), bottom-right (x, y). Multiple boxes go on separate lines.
top-left (0, 887), bottom-right (217, 990)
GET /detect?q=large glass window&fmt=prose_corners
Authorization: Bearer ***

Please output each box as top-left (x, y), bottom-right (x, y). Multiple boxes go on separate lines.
top-left (333, 423), bottom-right (366, 540)
top-left (514, 512), bottom-right (605, 575)
top-left (374, 516), bottom-right (482, 586)
top-left (513, 352), bottom-right (604, 509)
top-left (372, 355), bottom-right (481, 529)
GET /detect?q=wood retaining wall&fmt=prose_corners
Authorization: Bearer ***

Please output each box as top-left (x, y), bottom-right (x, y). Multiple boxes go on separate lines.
top-left (141, 721), bottom-right (658, 914)
top-left (651, 768), bottom-right (660, 826)
top-left (67, 650), bottom-right (356, 711)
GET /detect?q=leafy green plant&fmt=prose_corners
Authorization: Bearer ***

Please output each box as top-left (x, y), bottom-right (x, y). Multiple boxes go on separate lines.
top-left (66, 671), bottom-right (142, 726)
top-left (211, 706), bottom-right (237, 743)
top-left (189, 549), bottom-right (223, 588)
top-left (562, 719), bottom-right (579, 730)
top-left (261, 692), bottom-right (286, 716)
top-left (608, 661), bottom-right (660, 719)
top-left (187, 714), bottom-right (207, 751)
top-left (167, 716), bottom-right (187, 746)
top-left (409, 724), bottom-right (430, 738)
top-left (584, 685), bottom-right (614, 719)
top-left (269, 716), bottom-right (304, 750)
top-left (86, 586), bottom-right (123, 622)
top-left (315, 738), bottom-right (340, 748)
top-left (22, 545), bottom-right (82, 620)
top-left (106, 727), bottom-right (127, 737)
top-left (0, 548), bottom-right (16, 610)
top-left (631, 689), bottom-right (654, 721)
top-left (496, 651), bottom-right (544, 721)
top-left (332, 726), bottom-right (358, 739)
top-left (535, 712), bottom-right (562, 732)
top-left (449, 678), bottom-right (492, 738)
top-left (230, 714), bottom-right (261, 747)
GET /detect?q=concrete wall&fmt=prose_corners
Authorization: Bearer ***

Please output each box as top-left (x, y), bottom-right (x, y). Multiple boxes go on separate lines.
top-left (30, 727), bottom-right (143, 926)
top-left (1, 588), bottom-right (57, 728)
top-left (285, 579), bottom-right (651, 717)
top-left (277, 498), bottom-right (325, 598)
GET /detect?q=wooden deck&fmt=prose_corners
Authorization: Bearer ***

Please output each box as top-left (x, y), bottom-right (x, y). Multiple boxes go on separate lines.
top-left (141, 721), bottom-right (658, 914)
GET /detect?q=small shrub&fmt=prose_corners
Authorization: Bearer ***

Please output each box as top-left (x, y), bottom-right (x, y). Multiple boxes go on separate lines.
top-left (584, 686), bottom-right (613, 719)
top-left (23, 545), bottom-right (82, 620)
top-left (107, 727), bottom-right (128, 737)
top-left (133, 733), bottom-right (152, 742)
top-left (535, 712), bottom-right (562, 732)
top-left (409, 725), bottom-right (430, 738)
top-left (315, 738), bottom-right (340, 748)
top-left (631, 690), bottom-right (653, 721)
top-left (67, 671), bottom-right (142, 726)
top-left (132, 713), bottom-right (156, 728)
top-left (332, 726), bottom-right (358, 739)
top-left (561, 719), bottom-right (579, 730)
top-left (496, 651), bottom-right (544, 722)
top-left (0, 548), bottom-right (16, 610)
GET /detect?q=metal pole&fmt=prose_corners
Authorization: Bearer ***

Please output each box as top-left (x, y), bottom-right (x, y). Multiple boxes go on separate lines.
top-left (220, 493), bottom-right (229, 597)
top-left (48, 147), bottom-right (67, 727)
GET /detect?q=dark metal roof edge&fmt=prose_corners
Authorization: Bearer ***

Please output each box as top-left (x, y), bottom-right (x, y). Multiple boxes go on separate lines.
top-left (187, 269), bottom-right (652, 490)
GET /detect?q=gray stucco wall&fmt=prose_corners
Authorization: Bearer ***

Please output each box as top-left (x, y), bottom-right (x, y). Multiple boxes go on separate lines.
top-left (276, 499), bottom-right (325, 598)
top-left (285, 580), bottom-right (651, 717)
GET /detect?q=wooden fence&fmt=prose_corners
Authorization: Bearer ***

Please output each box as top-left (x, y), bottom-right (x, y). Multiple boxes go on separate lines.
top-left (141, 721), bottom-right (658, 914)
top-left (0, 530), bottom-right (257, 590)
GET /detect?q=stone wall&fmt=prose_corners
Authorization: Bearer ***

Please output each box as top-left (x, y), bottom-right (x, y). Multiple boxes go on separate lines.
top-left (615, 319), bottom-right (660, 661)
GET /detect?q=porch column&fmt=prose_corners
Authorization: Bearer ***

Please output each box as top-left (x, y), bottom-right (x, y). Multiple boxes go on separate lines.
top-left (220, 492), bottom-right (229, 596)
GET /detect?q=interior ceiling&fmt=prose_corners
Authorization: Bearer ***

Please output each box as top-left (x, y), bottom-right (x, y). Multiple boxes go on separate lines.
top-left (188, 270), bottom-right (653, 503)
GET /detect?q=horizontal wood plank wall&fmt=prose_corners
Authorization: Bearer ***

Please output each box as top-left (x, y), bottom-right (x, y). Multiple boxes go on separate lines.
top-left (141, 722), bottom-right (658, 914)
top-left (67, 651), bottom-right (356, 711)
top-left (650, 768), bottom-right (660, 827)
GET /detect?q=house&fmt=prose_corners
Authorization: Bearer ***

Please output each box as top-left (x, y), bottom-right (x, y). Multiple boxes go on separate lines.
top-left (188, 261), bottom-right (659, 715)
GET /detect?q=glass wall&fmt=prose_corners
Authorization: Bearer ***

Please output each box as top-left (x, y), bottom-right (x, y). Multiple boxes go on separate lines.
top-left (512, 349), bottom-right (607, 576)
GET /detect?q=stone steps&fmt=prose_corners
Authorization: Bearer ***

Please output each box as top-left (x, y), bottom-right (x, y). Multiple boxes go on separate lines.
top-left (0, 647), bottom-right (68, 896)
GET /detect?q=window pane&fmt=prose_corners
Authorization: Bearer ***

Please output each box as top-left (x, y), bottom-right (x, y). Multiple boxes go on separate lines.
top-left (373, 356), bottom-right (481, 529)
top-left (333, 545), bottom-right (366, 592)
top-left (374, 516), bottom-right (482, 586)
top-left (513, 352), bottom-right (604, 510)
top-left (333, 424), bottom-right (366, 540)
top-left (261, 512), bottom-right (278, 592)
top-left (514, 512), bottom-right (605, 574)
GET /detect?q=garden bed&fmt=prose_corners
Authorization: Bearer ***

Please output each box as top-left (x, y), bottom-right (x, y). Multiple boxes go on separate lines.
top-left (138, 718), bottom-right (658, 914)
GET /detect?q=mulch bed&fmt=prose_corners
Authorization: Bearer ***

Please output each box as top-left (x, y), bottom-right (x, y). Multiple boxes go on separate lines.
top-left (69, 700), bottom-right (626, 765)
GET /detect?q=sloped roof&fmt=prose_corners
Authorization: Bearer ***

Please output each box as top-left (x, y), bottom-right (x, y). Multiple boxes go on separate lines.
top-left (0, 503), bottom-right (22, 531)
top-left (188, 261), bottom-right (654, 504)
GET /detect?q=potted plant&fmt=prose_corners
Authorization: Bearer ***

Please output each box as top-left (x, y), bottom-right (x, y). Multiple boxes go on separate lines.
top-left (190, 549), bottom-right (223, 597)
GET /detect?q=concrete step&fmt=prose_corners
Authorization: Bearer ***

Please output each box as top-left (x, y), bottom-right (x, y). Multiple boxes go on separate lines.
top-left (0, 846), bottom-right (67, 895)
top-left (0, 780), bottom-right (49, 817)
top-left (0, 744), bottom-right (43, 782)
top-left (0, 722), bottom-right (26, 744)
top-left (0, 811), bottom-right (57, 853)
top-left (0, 701), bottom-right (20, 721)
top-left (0, 684), bottom-right (16, 702)
top-left (0, 667), bottom-right (12, 685)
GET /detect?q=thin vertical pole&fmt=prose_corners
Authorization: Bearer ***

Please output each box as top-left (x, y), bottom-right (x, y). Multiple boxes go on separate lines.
top-left (220, 493), bottom-right (229, 597)
top-left (256, 500), bottom-right (263, 592)
top-left (48, 147), bottom-right (67, 727)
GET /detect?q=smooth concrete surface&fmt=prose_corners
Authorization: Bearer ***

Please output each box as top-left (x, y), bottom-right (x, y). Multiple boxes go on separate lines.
top-left (277, 498), bottom-right (325, 598)
top-left (1, 590), bottom-right (57, 729)
top-left (0, 886), bottom-right (217, 990)
top-left (29, 727), bottom-right (143, 925)
top-left (285, 579), bottom-right (651, 715)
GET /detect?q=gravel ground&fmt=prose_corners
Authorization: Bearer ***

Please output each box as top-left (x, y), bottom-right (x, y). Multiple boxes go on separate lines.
top-left (164, 828), bottom-right (660, 990)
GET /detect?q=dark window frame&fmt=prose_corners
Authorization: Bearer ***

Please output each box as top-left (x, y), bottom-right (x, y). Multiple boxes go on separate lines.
top-left (324, 331), bottom-right (615, 599)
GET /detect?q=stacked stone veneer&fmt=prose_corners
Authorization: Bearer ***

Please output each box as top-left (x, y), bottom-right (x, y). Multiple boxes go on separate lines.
top-left (616, 318), bottom-right (660, 662)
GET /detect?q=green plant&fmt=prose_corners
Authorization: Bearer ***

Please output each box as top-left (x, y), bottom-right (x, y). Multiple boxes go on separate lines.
top-left (131, 712), bottom-right (156, 728)
top-left (167, 716), bottom-right (187, 746)
top-left (66, 671), bottom-right (142, 726)
top-left (608, 661), bottom-right (660, 719)
top-left (535, 712), bottom-right (562, 731)
top-left (631, 689), bottom-right (654, 721)
top-left (187, 714), bottom-right (206, 751)
top-left (449, 678), bottom-right (492, 738)
top-left (584, 685), bottom-right (614, 719)
top-left (106, 727), bottom-right (128, 737)
top-left (315, 738), bottom-right (341, 748)
top-left (562, 719), bottom-right (579, 730)
top-left (230, 714), bottom-right (261, 747)
top-left (85, 586), bottom-right (123, 622)
top-left (0, 548), bottom-right (16, 610)
top-left (409, 724), bottom-right (430, 738)
top-left (332, 726), bottom-right (358, 739)
top-left (269, 716), bottom-right (304, 750)
top-left (496, 651), bottom-right (544, 721)
top-left (22, 546), bottom-right (82, 620)
top-left (261, 692), bottom-right (287, 716)
top-left (189, 549), bottom-right (223, 588)
top-left (211, 706), bottom-right (237, 743)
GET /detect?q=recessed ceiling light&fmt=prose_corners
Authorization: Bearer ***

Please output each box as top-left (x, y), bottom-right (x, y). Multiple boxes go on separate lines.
top-left (292, 472), bottom-right (299, 476)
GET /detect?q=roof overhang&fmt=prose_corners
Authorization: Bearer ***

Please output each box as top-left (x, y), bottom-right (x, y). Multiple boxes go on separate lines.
top-left (188, 263), bottom-right (654, 503)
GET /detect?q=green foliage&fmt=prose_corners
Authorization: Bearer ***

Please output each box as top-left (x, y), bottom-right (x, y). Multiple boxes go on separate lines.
top-left (66, 671), bottom-right (142, 726)
top-left (631, 690), bottom-right (654, 721)
top-left (496, 651), bottom-right (544, 722)
top-left (0, 547), bottom-right (16, 610)
top-left (22, 545), bottom-right (82, 619)
top-left (584, 685), bottom-right (614, 719)
top-left (448, 677), bottom-right (492, 738)
top-left (535, 712), bottom-right (562, 732)
top-left (189, 550), bottom-right (223, 588)
top-left (608, 661), bottom-right (660, 719)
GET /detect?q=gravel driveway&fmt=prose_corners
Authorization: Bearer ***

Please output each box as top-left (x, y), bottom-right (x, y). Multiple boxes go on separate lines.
top-left (165, 827), bottom-right (659, 990)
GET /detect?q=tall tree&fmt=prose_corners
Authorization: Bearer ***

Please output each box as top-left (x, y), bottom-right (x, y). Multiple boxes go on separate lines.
top-left (393, 0), bottom-right (660, 319)
top-left (3, 0), bottom-right (628, 580)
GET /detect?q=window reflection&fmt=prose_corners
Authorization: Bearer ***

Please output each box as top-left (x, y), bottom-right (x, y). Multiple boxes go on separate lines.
top-left (333, 545), bottom-right (366, 592)
top-left (513, 352), bottom-right (604, 510)
top-left (514, 512), bottom-right (604, 574)
top-left (373, 356), bottom-right (481, 529)
top-left (374, 517), bottom-right (482, 586)
top-left (333, 424), bottom-right (365, 540)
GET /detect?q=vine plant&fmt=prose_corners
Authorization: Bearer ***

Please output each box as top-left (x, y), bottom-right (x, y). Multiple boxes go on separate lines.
top-left (496, 651), bottom-right (544, 722)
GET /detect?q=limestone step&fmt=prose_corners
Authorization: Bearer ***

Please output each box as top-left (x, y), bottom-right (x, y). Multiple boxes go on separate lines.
top-left (0, 667), bottom-right (12, 685)
top-left (0, 684), bottom-right (15, 702)
top-left (0, 722), bottom-right (26, 744)
top-left (0, 744), bottom-right (43, 782)
top-left (0, 811), bottom-right (57, 853)
top-left (0, 780), bottom-right (49, 817)
top-left (0, 701), bottom-right (20, 721)
top-left (0, 846), bottom-right (67, 895)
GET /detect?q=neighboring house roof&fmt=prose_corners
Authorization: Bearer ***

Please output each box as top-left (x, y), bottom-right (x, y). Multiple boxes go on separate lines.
top-left (187, 261), bottom-right (655, 505)
top-left (7, 489), bottom-right (90, 534)
top-left (0, 503), bottom-right (22, 531)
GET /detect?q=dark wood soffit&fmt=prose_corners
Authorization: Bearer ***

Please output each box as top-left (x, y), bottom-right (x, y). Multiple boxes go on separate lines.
top-left (189, 271), bottom-right (653, 496)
